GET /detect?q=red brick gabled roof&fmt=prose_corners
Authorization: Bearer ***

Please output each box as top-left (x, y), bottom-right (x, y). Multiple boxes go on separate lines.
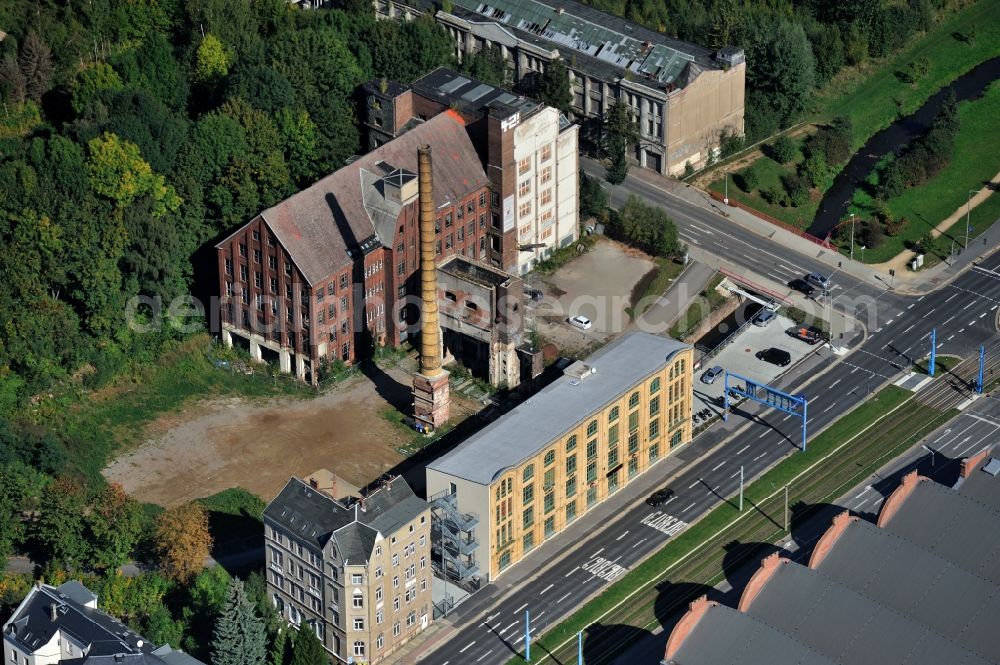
top-left (217, 112), bottom-right (487, 286)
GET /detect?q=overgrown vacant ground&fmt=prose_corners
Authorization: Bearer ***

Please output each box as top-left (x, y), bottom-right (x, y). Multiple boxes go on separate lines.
top-left (103, 363), bottom-right (478, 507)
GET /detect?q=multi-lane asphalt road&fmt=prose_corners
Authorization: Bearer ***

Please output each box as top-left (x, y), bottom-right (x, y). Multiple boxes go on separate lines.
top-left (417, 175), bottom-right (1000, 665)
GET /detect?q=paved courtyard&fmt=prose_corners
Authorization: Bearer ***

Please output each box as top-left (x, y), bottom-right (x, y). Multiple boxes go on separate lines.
top-left (692, 313), bottom-right (822, 417)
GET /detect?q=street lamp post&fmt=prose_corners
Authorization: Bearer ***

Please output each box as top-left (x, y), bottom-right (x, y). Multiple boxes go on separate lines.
top-left (966, 189), bottom-right (976, 248)
top-left (860, 244), bottom-right (866, 263)
top-left (921, 444), bottom-right (936, 469)
top-left (724, 170), bottom-right (729, 206)
top-left (849, 213), bottom-right (855, 260)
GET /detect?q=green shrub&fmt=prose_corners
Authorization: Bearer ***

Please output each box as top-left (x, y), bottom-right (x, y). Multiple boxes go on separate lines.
top-left (740, 166), bottom-right (759, 192)
top-left (769, 135), bottom-right (797, 164)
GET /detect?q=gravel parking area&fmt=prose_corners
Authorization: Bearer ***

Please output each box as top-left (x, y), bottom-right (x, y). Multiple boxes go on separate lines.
top-left (524, 239), bottom-right (654, 355)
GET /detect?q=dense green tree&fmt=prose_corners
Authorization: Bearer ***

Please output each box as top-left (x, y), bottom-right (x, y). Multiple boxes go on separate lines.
top-left (113, 34), bottom-right (190, 112)
top-left (225, 64), bottom-right (297, 113)
top-left (211, 578), bottom-right (268, 665)
top-left (87, 482), bottom-right (143, 572)
top-left (289, 625), bottom-right (328, 665)
top-left (276, 108), bottom-right (320, 186)
top-left (33, 475), bottom-right (90, 569)
top-left (579, 171), bottom-right (608, 220)
top-left (604, 99), bottom-right (637, 185)
top-left (0, 461), bottom-right (47, 560)
top-left (194, 34), bottom-right (232, 83)
top-left (613, 195), bottom-right (682, 257)
top-left (461, 47), bottom-right (507, 87)
top-left (532, 58), bottom-right (572, 113)
top-left (738, 16), bottom-right (815, 126)
top-left (71, 63), bottom-right (124, 115)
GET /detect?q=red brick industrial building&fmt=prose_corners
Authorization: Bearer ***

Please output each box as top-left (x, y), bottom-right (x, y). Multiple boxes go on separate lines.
top-left (215, 111), bottom-right (490, 382)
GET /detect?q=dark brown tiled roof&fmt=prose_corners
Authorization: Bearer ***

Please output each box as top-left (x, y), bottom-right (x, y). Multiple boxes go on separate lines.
top-left (218, 111), bottom-right (488, 286)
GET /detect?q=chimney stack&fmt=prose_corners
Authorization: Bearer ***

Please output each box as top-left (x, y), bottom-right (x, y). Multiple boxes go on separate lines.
top-left (412, 145), bottom-right (451, 431)
top-left (49, 603), bottom-right (58, 622)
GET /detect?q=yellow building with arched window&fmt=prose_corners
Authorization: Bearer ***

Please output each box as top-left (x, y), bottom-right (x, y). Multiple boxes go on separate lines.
top-left (426, 331), bottom-right (692, 582)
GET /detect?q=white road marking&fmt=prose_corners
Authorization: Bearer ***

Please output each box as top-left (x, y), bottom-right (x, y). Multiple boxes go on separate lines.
top-left (822, 402), bottom-right (837, 413)
top-left (945, 294), bottom-right (958, 303)
top-left (829, 379), bottom-right (841, 389)
top-left (754, 452), bottom-right (768, 461)
top-left (632, 538), bottom-right (647, 549)
top-left (460, 641), bottom-right (476, 653)
top-left (903, 324), bottom-right (916, 333)
top-left (854, 486), bottom-right (872, 499)
top-left (681, 501), bottom-right (697, 514)
top-left (736, 444), bottom-right (750, 455)
top-left (476, 650), bottom-right (494, 662)
top-left (540, 583), bottom-right (554, 595)
top-left (907, 303), bottom-right (915, 309)
top-left (515, 603), bottom-right (528, 613)
top-left (688, 479), bottom-right (701, 489)
top-left (944, 315), bottom-right (956, 325)
top-left (589, 548), bottom-right (604, 559)
top-left (731, 469), bottom-right (742, 479)
top-left (688, 223), bottom-right (715, 235)
top-left (556, 592), bottom-right (572, 603)
top-left (981, 312), bottom-right (988, 318)
top-left (564, 566), bottom-right (579, 578)
top-left (499, 622), bottom-right (517, 636)
top-left (969, 413), bottom-right (1000, 427)
top-left (712, 460), bottom-right (727, 471)
top-left (580, 556), bottom-right (629, 582)
top-left (758, 430), bottom-right (769, 439)
top-left (962, 301), bottom-right (975, 310)
top-left (615, 531), bottom-right (629, 541)
top-left (486, 612), bottom-right (500, 623)
top-left (947, 334), bottom-right (955, 341)
top-left (641, 512), bottom-right (689, 536)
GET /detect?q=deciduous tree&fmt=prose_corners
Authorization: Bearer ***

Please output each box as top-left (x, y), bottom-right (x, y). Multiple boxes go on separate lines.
top-left (87, 482), bottom-right (143, 572)
top-left (194, 34), bottom-right (231, 83)
top-left (532, 58), bottom-right (571, 113)
top-left (154, 502), bottom-right (213, 583)
top-left (33, 475), bottom-right (89, 570)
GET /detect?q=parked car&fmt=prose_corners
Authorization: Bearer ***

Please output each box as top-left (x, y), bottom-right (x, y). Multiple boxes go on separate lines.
top-left (700, 365), bottom-right (724, 384)
top-left (786, 325), bottom-right (825, 345)
top-left (788, 278), bottom-right (816, 297)
top-left (755, 347), bottom-right (792, 367)
top-left (753, 309), bottom-right (776, 327)
top-left (646, 487), bottom-right (676, 506)
top-left (569, 315), bottom-right (592, 330)
top-left (805, 271), bottom-right (832, 291)
top-left (523, 287), bottom-right (543, 301)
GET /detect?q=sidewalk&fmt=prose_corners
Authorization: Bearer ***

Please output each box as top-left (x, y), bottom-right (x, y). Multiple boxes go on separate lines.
top-left (632, 260), bottom-right (718, 331)
top-left (586, 156), bottom-right (1000, 295)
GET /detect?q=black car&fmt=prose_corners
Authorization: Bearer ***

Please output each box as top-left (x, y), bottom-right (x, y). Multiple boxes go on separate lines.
top-left (756, 347), bottom-right (792, 367)
top-left (523, 287), bottom-right (543, 301)
top-left (788, 278), bottom-right (816, 297)
top-left (646, 488), bottom-right (676, 506)
top-left (786, 325), bottom-right (825, 345)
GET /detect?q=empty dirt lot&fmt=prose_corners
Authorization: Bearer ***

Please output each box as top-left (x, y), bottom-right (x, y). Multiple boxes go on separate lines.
top-left (103, 363), bottom-right (478, 507)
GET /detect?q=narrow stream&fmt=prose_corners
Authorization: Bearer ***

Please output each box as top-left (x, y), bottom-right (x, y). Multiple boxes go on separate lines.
top-left (807, 57), bottom-right (1000, 237)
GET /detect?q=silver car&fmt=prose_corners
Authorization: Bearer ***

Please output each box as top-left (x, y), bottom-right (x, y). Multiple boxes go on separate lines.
top-left (701, 365), bottom-right (724, 384)
top-left (805, 271), bottom-right (831, 291)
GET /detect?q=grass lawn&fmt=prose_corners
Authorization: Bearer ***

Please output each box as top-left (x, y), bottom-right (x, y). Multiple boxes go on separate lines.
top-left (28, 334), bottom-right (313, 483)
top-left (669, 273), bottom-right (726, 339)
top-left (707, 143), bottom-right (821, 230)
top-left (817, 0), bottom-right (1000, 150)
top-left (506, 386), bottom-right (949, 664)
top-left (629, 257), bottom-right (685, 318)
top-left (912, 354), bottom-right (964, 375)
top-left (851, 82), bottom-right (1000, 263)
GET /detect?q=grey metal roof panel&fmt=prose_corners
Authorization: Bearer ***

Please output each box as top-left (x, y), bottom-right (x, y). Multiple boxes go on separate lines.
top-left (427, 332), bottom-right (688, 484)
top-left (883, 481), bottom-right (1000, 585)
top-left (747, 561), bottom-right (993, 665)
top-left (362, 476), bottom-right (428, 535)
top-left (669, 603), bottom-right (839, 665)
top-left (816, 519), bottom-right (1000, 662)
top-left (956, 459), bottom-right (1000, 513)
top-left (331, 522), bottom-right (378, 565)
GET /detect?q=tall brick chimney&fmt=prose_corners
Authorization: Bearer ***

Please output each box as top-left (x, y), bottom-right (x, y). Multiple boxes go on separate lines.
top-left (412, 145), bottom-right (450, 431)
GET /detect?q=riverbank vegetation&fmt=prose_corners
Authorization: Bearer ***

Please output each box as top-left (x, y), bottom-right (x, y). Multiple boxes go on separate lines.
top-left (704, 0), bottom-right (999, 240)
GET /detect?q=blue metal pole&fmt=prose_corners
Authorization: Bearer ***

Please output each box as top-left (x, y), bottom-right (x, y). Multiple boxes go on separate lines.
top-left (977, 345), bottom-right (986, 394)
top-left (525, 609), bottom-right (531, 661)
top-left (578, 631), bottom-right (583, 665)
top-left (801, 399), bottom-right (808, 452)
top-left (723, 372), bottom-right (730, 422)
top-left (929, 329), bottom-right (936, 376)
